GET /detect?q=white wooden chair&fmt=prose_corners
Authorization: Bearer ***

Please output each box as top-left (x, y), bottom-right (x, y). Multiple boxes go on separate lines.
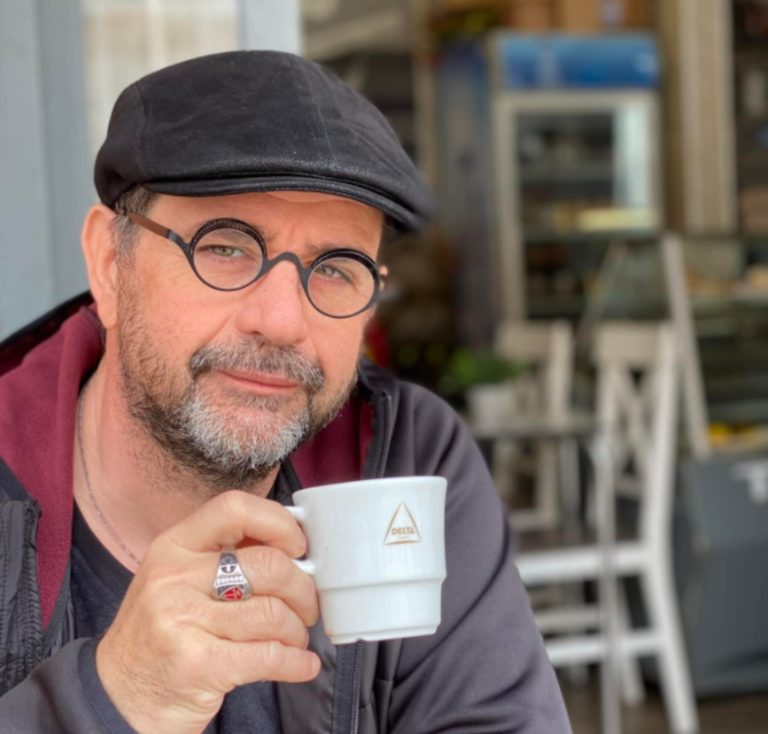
top-left (492, 319), bottom-right (574, 531)
top-left (515, 322), bottom-right (699, 734)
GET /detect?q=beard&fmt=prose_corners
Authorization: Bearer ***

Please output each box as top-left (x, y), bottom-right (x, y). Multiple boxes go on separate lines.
top-left (116, 281), bottom-right (356, 492)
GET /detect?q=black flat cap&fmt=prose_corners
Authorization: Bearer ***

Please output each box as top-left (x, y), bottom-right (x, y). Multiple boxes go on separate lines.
top-left (94, 50), bottom-right (433, 231)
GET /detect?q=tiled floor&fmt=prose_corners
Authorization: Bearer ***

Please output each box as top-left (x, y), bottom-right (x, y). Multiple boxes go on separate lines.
top-left (563, 678), bottom-right (768, 734)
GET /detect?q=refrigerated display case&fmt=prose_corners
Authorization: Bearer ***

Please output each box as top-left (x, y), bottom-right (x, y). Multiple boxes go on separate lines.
top-left (434, 32), bottom-right (663, 336)
top-left (493, 87), bottom-right (662, 319)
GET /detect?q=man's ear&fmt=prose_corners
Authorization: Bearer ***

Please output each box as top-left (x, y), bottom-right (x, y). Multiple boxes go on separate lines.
top-left (364, 264), bottom-right (388, 326)
top-left (81, 204), bottom-right (121, 330)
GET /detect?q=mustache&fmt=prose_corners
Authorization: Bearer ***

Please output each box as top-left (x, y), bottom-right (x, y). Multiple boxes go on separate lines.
top-left (189, 340), bottom-right (325, 394)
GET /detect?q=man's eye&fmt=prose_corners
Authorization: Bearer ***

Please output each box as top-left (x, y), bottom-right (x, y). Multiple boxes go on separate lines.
top-left (195, 227), bottom-right (263, 262)
top-left (316, 263), bottom-right (340, 277)
top-left (315, 262), bottom-right (351, 281)
top-left (200, 244), bottom-right (245, 258)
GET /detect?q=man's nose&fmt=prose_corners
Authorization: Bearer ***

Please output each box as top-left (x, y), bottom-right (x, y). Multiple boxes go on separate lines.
top-left (232, 258), bottom-right (311, 345)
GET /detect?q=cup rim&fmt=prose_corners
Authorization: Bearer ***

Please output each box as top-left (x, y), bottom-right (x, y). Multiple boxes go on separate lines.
top-left (293, 475), bottom-right (447, 498)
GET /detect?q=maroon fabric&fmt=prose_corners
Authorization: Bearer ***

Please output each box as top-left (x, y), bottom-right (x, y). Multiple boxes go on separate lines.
top-left (0, 307), bottom-right (103, 630)
top-left (291, 398), bottom-right (373, 488)
top-left (0, 293), bottom-right (95, 375)
top-left (0, 305), bottom-right (372, 631)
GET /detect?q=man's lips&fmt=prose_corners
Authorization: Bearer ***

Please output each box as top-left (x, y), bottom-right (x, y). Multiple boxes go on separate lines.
top-left (216, 369), bottom-right (301, 393)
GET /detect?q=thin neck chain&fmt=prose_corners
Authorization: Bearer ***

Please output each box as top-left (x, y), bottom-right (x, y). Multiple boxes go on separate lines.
top-left (76, 382), bottom-right (142, 568)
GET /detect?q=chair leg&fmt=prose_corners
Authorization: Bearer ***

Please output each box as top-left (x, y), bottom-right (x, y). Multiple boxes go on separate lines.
top-left (641, 561), bottom-right (699, 733)
top-left (557, 438), bottom-right (581, 523)
top-left (616, 582), bottom-right (645, 705)
top-left (492, 439), bottom-right (518, 507)
top-left (536, 442), bottom-right (560, 528)
top-left (563, 582), bottom-right (590, 686)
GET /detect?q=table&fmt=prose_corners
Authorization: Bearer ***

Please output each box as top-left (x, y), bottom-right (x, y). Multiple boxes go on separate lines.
top-left (471, 411), bottom-right (595, 530)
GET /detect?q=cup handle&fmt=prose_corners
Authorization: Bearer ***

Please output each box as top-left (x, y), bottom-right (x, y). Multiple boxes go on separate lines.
top-left (285, 505), bottom-right (316, 576)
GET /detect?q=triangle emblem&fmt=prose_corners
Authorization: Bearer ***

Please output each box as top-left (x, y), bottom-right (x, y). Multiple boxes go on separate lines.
top-left (384, 502), bottom-right (421, 545)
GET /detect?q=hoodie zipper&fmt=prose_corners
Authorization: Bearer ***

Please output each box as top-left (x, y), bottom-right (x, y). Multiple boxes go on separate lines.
top-left (366, 389), bottom-right (393, 481)
top-left (0, 498), bottom-right (43, 693)
top-left (349, 641), bottom-right (365, 734)
top-left (347, 388), bottom-right (392, 734)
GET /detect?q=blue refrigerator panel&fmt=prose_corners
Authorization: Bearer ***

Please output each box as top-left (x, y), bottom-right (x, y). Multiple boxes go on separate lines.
top-left (494, 33), bottom-right (660, 90)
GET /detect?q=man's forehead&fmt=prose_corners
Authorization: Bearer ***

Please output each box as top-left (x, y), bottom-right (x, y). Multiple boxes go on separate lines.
top-left (249, 190), bottom-right (386, 222)
top-left (261, 190), bottom-right (365, 206)
top-left (155, 190), bottom-right (384, 225)
top-left (148, 191), bottom-right (385, 251)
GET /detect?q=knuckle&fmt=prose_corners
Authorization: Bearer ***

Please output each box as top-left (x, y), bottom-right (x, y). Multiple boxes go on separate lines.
top-left (182, 639), bottom-right (213, 672)
top-left (299, 572), bottom-right (319, 601)
top-left (141, 533), bottom-right (173, 567)
top-left (142, 575), bottom-right (193, 617)
top-left (305, 600), bottom-right (320, 627)
top-left (253, 546), bottom-right (292, 585)
top-left (260, 640), bottom-right (287, 670)
top-left (217, 489), bottom-right (248, 517)
top-left (260, 595), bottom-right (289, 629)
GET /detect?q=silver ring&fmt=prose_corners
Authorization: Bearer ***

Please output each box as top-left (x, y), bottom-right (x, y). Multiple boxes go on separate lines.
top-left (212, 550), bottom-right (252, 601)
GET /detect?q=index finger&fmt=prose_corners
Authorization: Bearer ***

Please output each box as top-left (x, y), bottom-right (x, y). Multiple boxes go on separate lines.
top-left (166, 490), bottom-right (306, 557)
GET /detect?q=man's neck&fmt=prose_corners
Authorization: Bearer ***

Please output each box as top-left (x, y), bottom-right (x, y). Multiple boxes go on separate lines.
top-left (72, 361), bottom-right (278, 570)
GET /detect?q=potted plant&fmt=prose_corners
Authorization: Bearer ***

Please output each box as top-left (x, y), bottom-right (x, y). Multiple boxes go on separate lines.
top-left (439, 348), bottom-right (527, 426)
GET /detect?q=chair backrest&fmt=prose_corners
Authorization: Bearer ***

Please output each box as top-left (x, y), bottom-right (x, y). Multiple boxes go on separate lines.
top-left (495, 320), bottom-right (573, 420)
top-left (592, 322), bottom-right (679, 544)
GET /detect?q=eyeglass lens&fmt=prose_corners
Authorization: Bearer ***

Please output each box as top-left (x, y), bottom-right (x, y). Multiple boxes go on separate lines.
top-left (192, 225), bottom-right (376, 317)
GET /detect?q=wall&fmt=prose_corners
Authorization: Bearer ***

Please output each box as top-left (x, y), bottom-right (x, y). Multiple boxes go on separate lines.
top-left (0, 0), bottom-right (91, 339)
top-left (0, 0), bottom-right (300, 340)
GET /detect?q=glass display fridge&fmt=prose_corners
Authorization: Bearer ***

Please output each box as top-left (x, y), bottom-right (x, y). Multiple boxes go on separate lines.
top-left (434, 32), bottom-right (663, 337)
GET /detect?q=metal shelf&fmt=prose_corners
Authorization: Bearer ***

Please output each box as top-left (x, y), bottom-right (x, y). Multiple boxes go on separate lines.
top-left (523, 229), bottom-right (659, 245)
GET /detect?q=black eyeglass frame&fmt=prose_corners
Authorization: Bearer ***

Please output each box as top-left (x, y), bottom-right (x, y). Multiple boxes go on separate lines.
top-left (115, 207), bottom-right (384, 319)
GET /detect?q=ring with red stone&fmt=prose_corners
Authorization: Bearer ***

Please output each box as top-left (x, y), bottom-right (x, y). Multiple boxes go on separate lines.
top-left (212, 550), bottom-right (252, 601)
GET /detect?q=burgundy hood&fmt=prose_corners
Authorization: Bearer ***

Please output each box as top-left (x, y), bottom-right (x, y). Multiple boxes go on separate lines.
top-left (0, 295), bottom-right (103, 629)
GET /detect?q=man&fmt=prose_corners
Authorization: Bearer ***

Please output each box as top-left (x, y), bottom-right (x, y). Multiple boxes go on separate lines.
top-left (0, 51), bottom-right (570, 733)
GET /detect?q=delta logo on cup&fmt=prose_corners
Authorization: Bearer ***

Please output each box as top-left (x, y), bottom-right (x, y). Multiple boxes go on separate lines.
top-left (384, 503), bottom-right (421, 544)
top-left (287, 476), bottom-right (447, 645)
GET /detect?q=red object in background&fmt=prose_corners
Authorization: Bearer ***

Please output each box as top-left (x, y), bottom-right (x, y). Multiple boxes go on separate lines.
top-left (364, 315), bottom-right (391, 367)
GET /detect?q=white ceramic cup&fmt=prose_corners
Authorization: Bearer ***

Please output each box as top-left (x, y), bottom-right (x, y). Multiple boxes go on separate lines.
top-left (286, 476), bottom-right (447, 645)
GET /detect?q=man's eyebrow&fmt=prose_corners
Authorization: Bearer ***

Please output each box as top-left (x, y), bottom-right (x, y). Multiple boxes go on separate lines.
top-left (192, 216), bottom-right (259, 230)
top-left (198, 219), bottom-right (376, 259)
top-left (256, 228), bottom-right (375, 259)
top-left (300, 241), bottom-right (373, 258)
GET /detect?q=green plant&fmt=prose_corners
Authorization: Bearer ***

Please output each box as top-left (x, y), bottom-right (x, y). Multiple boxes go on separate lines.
top-left (438, 348), bottom-right (527, 397)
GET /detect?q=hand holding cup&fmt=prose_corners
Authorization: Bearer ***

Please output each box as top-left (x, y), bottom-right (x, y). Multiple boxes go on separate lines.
top-left (95, 491), bottom-right (320, 734)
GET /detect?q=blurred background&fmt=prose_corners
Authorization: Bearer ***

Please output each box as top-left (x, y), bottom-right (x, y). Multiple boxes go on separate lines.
top-left (2, 1), bottom-right (768, 732)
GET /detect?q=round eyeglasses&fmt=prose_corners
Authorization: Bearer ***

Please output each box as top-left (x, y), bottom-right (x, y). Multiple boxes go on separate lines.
top-left (116, 208), bottom-right (384, 319)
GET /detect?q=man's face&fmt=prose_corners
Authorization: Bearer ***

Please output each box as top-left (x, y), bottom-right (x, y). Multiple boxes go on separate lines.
top-left (112, 191), bottom-right (384, 491)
